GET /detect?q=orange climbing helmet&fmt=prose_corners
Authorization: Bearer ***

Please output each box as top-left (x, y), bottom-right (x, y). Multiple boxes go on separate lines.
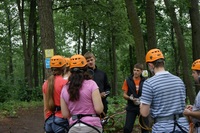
top-left (191, 59), bottom-right (200, 70)
top-left (65, 58), bottom-right (70, 67)
top-left (70, 54), bottom-right (87, 69)
top-left (50, 55), bottom-right (66, 68)
top-left (145, 48), bottom-right (164, 63)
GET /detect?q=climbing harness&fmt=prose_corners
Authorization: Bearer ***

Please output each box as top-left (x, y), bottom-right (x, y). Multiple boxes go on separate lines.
top-left (155, 114), bottom-right (188, 133)
top-left (44, 106), bottom-right (69, 133)
top-left (69, 114), bottom-right (101, 133)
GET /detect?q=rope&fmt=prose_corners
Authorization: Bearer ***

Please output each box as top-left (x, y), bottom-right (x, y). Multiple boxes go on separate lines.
top-left (101, 110), bottom-right (126, 130)
top-left (138, 115), bottom-right (152, 131)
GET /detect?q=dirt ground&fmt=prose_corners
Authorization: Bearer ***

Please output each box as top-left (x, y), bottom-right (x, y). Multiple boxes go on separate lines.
top-left (0, 106), bottom-right (44, 133)
top-left (0, 105), bottom-right (142, 133)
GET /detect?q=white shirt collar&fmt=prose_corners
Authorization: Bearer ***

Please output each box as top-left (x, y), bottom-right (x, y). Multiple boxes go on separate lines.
top-left (155, 71), bottom-right (169, 76)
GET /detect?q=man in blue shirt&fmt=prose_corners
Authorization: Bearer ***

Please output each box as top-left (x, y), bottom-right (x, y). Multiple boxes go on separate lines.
top-left (183, 59), bottom-right (200, 132)
top-left (140, 48), bottom-right (189, 133)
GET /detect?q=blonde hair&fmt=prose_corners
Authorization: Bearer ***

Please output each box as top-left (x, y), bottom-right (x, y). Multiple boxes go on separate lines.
top-left (84, 51), bottom-right (95, 59)
top-left (45, 66), bottom-right (65, 112)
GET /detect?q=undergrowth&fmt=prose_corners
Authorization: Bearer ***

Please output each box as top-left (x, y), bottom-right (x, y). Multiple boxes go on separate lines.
top-left (0, 100), bottom-right (43, 118)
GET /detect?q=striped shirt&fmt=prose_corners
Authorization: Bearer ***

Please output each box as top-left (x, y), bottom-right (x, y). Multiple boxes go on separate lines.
top-left (192, 91), bottom-right (200, 132)
top-left (140, 71), bottom-right (189, 132)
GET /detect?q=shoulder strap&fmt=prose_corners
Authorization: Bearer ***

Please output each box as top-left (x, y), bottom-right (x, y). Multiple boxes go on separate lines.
top-left (126, 76), bottom-right (136, 95)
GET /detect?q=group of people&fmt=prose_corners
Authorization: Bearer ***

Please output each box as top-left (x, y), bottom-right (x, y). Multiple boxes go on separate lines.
top-left (42, 48), bottom-right (200, 133)
top-left (42, 52), bottom-right (111, 133)
top-left (122, 48), bottom-right (200, 133)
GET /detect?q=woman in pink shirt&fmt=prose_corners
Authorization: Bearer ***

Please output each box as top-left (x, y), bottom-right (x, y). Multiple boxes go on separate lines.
top-left (43, 55), bottom-right (69, 133)
top-left (61, 54), bottom-right (103, 133)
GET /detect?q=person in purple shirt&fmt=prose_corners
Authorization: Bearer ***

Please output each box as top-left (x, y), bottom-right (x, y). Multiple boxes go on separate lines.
top-left (60, 54), bottom-right (103, 133)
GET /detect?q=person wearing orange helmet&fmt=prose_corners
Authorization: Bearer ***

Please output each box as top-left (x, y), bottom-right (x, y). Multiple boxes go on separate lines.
top-left (183, 59), bottom-right (200, 132)
top-left (63, 57), bottom-right (71, 80)
top-left (42, 55), bottom-right (69, 133)
top-left (60, 54), bottom-right (103, 133)
top-left (140, 48), bottom-right (189, 132)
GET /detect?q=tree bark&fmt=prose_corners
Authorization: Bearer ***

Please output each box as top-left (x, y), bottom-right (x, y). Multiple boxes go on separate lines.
top-left (17, 0), bottom-right (33, 90)
top-left (4, 1), bottom-right (14, 83)
top-left (124, 0), bottom-right (145, 65)
top-left (189, 0), bottom-right (200, 60)
top-left (145, 0), bottom-right (157, 49)
top-left (38, 0), bottom-right (56, 79)
top-left (189, 0), bottom-right (200, 93)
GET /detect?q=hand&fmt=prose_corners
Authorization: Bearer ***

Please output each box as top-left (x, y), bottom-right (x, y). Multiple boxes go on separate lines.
top-left (183, 108), bottom-right (191, 116)
top-left (133, 98), bottom-right (140, 105)
top-left (186, 105), bottom-right (193, 111)
top-left (101, 92), bottom-right (106, 98)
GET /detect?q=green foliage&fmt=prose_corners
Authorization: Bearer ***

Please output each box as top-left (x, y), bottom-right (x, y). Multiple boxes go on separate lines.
top-left (0, 101), bottom-right (43, 118)
top-left (0, 79), bottom-right (11, 102)
top-left (0, 0), bottom-right (195, 103)
top-left (103, 95), bottom-right (126, 132)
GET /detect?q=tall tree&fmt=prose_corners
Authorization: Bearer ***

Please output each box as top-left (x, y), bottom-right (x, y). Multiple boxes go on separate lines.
top-left (38, 0), bottom-right (56, 79)
top-left (17, 0), bottom-right (33, 90)
top-left (31, 0), bottom-right (39, 87)
top-left (189, 0), bottom-right (200, 60)
top-left (164, 0), bottom-right (195, 103)
top-left (4, 1), bottom-right (14, 83)
top-left (124, 0), bottom-right (145, 65)
top-left (188, 0), bottom-right (200, 93)
top-left (145, 0), bottom-right (156, 49)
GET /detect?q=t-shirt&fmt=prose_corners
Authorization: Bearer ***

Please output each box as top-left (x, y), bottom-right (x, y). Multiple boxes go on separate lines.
top-left (140, 71), bottom-right (189, 132)
top-left (42, 75), bottom-right (67, 119)
top-left (122, 79), bottom-right (140, 94)
top-left (192, 91), bottom-right (200, 131)
top-left (61, 79), bottom-right (102, 128)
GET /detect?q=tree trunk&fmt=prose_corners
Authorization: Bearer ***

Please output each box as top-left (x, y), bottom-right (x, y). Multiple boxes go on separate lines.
top-left (111, 31), bottom-right (117, 96)
top-left (81, 5), bottom-right (87, 55)
top-left (33, 18), bottom-right (39, 87)
top-left (4, 1), bottom-right (14, 83)
top-left (170, 26), bottom-right (180, 76)
top-left (17, 0), bottom-right (33, 90)
top-left (189, 0), bottom-right (200, 93)
top-left (38, 0), bottom-right (56, 79)
top-left (129, 45), bottom-right (134, 74)
top-left (145, 0), bottom-right (156, 49)
top-left (189, 0), bottom-right (200, 60)
top-left (164, 0), bottom-right (195, 104)
top-left (27, 0), bottom-right (37, 88)
top-left (77, 21), bottom-right (81, 54)
top-left (124, 0), bottom-right (145, 65)
top-left (82, 20), bottom-right (87, 54)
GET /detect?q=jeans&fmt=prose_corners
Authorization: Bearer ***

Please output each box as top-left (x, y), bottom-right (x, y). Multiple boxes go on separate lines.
top-left (44, 115), bottom-right (69, 133)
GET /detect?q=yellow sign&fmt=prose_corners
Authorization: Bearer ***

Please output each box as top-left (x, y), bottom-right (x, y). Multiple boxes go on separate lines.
top-left (45, 49), bottom-right (54, 58)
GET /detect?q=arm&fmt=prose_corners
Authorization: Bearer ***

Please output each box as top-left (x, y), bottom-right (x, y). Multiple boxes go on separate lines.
top-left (140, 103), bottom-right (150, 117)
top-left (101, 73), bottom-right (111, 98)
top-left (183, 108), bottom-right (200, 120)
top-left (122, 80), bottom-right (133, 101)
top-left (60, 98), bottom-right (70, 119)
top-left (43, 93), bottom-right (47, 120)
top-left (123, 91), bottom-right (130, 100)
top-left (92, 88), bottom-right (104, 114)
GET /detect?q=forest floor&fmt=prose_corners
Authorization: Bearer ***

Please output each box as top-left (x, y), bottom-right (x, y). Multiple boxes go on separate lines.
top-left (0, 105), bottom-right (142, 133)
top-left (0, 105), bottom-right (44, 133)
